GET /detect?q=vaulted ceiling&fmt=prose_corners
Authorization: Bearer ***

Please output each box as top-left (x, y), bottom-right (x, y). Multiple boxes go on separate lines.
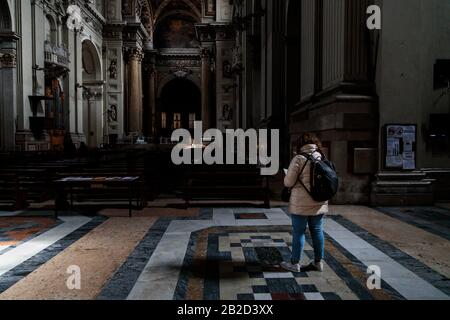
top-left (151, 0), bottom-right (202, 23)
top-left (123, 0), bottom-right (203, 39)
top-left (150, 0), bottom-right (202, 48)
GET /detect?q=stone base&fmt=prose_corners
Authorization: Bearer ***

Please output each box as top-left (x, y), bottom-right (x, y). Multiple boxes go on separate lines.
top-left (290, 90), bottom-right (378, 205)
top-left (370, 193), bottom-right (435, 206)
top-left (15, 131), bottom-right (86, 152)
top-left (423, 169), bottom-right (450, 202)
top-left (68, 132), bottom-right (86, 149)
top-left (15, 131), bottom-right (50, 152)
top-left (370, 172), bottom-right (435, 206)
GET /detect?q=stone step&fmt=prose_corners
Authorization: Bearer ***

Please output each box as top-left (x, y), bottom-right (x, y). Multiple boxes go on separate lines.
top-left (376, 171), bottom-right (427, 181)
top-left (373, 180), bottom-right (434, 187)
top-left (370, 193), bottom-right (434, 206)
top-left (370, 172), bottom-right (435, 205)
top-left (423, 169), bottom-right (450, 201)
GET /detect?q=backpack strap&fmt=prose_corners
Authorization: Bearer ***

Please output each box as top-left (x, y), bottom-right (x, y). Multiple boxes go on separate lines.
top-left (297, 153), bottom-right (313, 194)
top-left (287, 157), bottom-right (309, 192)
top-left (300, 152), bottom-right (321, 162)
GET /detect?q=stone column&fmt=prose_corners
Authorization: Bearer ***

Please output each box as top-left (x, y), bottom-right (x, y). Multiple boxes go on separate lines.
top-left (201, 47), bottom-right (211, 130)
top-left (0, 47), bottom-right (17, 151)
top-left (127, 48), bottom-right (143, 135)
top-left (344, 0), bottom-right (371, 82)
top-left (142, 50), bottom-right (156, 138)
top-left (144, 50), bottom-right (157, 138)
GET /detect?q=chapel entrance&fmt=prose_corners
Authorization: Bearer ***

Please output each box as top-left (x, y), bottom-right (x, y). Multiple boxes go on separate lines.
top-left (156, 78), bottom-right (201, 139)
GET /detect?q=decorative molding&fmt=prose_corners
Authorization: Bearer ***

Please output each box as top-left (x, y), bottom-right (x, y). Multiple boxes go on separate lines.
top-left (125, 48), bottom-right (144, 62)
top-left (156, 56), bottom-right (202, 68)
top-left (0, 50), bottom-right (16, 68)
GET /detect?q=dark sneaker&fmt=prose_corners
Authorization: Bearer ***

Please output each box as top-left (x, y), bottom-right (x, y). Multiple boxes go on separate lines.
top-left (280, 261), bottom-right (301, 273)
top-left (300, 261), bottom-right (324, 272)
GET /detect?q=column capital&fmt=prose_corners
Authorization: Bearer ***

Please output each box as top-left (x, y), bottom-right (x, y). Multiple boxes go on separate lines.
top-left (124, 48), bottom-right (143, 62)
top-left (0, 50), bottom-right (16, 68)
top-left (200, 47), bottom-right (212, 60)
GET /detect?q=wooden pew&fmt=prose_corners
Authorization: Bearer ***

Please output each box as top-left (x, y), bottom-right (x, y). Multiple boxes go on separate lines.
top-left (184, 165), bottom-right (270, 208)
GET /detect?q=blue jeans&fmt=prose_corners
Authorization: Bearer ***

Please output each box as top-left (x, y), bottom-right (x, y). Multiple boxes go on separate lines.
top-left (290, 214), bottom-right (325, 264)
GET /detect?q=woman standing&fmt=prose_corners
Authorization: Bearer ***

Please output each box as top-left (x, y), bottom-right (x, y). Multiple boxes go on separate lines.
top-left (281, 133), bottom-right (328, 273)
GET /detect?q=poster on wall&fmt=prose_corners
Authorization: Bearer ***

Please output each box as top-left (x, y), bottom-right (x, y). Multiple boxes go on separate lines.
top-left (385, 125), bottom-right (417, 170)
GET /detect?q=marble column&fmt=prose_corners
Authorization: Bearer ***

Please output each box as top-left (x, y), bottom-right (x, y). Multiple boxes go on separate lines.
top-left (201, 47), bottom-right (211, 130)
top-left (344, 0), bottom-right (371, 82)
top-left (148, 66), bottom-right (156, 137)
top-left (0, 48), bottom-right (17, 151)
top-left (127, 48), bottom-right (143, 134)
top-left (144, 50), bottom-right (157, 138)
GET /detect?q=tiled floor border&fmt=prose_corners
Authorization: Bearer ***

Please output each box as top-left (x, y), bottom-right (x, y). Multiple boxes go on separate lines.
top-left (0, 216), bottom-right (106, 294)
top-left (329, 215), bottom-right (450, 296)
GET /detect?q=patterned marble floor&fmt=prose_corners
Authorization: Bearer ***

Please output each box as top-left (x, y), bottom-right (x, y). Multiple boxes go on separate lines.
top-left (0, 206), bottom-right (449, 300)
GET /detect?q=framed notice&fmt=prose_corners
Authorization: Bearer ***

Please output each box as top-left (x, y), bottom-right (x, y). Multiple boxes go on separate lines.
top-left (384, 124), bottom-right (417, 170)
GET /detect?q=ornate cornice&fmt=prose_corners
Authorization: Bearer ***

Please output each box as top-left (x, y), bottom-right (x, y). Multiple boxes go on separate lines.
top-left (195, 23), bottom-right (235, 43)
top-left (103, 22), bottom-right (126, 40)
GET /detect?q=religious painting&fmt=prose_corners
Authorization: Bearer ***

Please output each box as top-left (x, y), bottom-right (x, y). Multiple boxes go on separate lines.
top-left (155, 15), bottom-right (199, 49)
top-left (205, 0), bottom-right (216, 17)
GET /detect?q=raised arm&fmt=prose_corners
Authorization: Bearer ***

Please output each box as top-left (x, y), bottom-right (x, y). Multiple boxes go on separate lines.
top-left (284, 156), bottom-right (302, 188)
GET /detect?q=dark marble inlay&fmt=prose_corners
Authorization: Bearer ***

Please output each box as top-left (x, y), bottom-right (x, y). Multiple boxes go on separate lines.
top-left (0, 216), bottom-right (106, 294)
top-left (255, 247), bottom-right (283, 265)
top-left (329, 215), bottom-right (450, 296)
top-left (0, 218), bottom-right (62, 255)
top-left (324, 234), bottom-right (405, 300)
top-left (174, 225), bottom-right (398, 301)
top-left (235, 213), bottom-right (268, 220)
top-left (376, 207), bottom-right (450, 241)
top-left (97, 218), bottom-right (172, 300)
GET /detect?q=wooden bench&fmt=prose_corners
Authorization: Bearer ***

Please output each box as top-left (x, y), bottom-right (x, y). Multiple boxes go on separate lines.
top-left (0, 173), bottom-right (23, 209)
top-left (0, 169), bottom-right (50, 209)
top-left (54, 174), bottom-right (146, 217)
top-left (184, 165), bottom-right (270, 208)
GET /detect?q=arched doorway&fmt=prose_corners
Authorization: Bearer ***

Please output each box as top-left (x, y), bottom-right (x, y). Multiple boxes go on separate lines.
top-left (0, 0), bottom-right (15, 151)
top-left (81, 40), bottom-right (103, 148)
top-left (157, 78), bottom-right (201, 138)
top-left (0, 0), bottom-right (11, 31)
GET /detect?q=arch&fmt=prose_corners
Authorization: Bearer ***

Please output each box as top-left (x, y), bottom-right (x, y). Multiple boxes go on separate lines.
top-left (140, 0), bottom-right (154, 38)
top-left (81, 39), bottom-right (103, 148)
top-left (159, 78), bottom-right (201, 112)
top-left (81, 40), bottom-right (102, 81)
top-left (122, 0), bottom-right (155, 41)
top-left (154, 13), bottom-right (200, 49)
top-left (154, 0), bottom-right (201, 22)
top-left (156, 10), bottom-right (200, 26)
top-left (0, 0), bottom-right (12, 31)
top-left (157, 77), bottom-right (201, 133)
top-left (157, 73), bottom-right (201, 98)
top-left (44, 14), bottom-right (58, 44)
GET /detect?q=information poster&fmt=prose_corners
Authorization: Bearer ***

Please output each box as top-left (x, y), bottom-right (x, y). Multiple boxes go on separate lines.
top-left (385, 125), bottom-right (417, 170)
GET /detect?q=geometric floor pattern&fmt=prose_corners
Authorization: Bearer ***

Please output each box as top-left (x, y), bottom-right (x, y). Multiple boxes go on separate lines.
top-left (0, 206), bottom-right (449, 300)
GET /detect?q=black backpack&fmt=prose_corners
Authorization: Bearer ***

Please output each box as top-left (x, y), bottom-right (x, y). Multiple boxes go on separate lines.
top-left (298, 153), bottom-right (339, 202)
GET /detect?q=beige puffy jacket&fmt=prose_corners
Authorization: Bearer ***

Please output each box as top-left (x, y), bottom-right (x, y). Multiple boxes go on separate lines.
top-left (284, 144), bottom-right (329, 216)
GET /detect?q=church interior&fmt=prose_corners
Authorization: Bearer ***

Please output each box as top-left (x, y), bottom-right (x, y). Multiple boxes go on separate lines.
top-left (0, 0), bottom-right (449, 301)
